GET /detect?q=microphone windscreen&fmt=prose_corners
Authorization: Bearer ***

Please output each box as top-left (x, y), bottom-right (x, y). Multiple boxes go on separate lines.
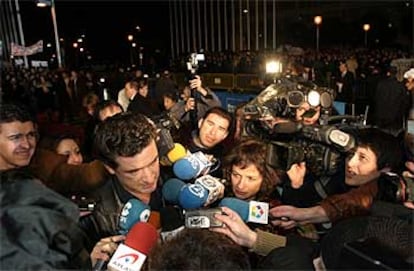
top-left (119, 199), bottom-right (151, 234)
top-left (160, 206), bottom-right (184, 231)
top-left (167, 143), bottom-right (187, 163)
top-left (173, 157), bottom-right (200, 180)
top-left (219, 197), bottom-right (249, 221)
top-left (124, 222), bottom-right (158, 256)
top-left (178, 183), bottom-right (208, 209)
top-left (162, 178), bottom-right (186, 204)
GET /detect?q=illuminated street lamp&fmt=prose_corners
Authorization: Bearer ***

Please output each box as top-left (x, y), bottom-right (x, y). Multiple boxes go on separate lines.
top-left (314, 16), bottom-right (322, 52)
top-left (73, 42), bottom-right (78, 48)
top-left (363, 23), bottom-right (370, 47)
top-left (36, 0), bottom-right (62, 68)
top-left (127, 34), bottom-right (134, 42)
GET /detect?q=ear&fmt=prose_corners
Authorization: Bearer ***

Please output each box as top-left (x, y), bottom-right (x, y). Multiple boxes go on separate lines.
top-left (103, 164), bottom-right (116, 175)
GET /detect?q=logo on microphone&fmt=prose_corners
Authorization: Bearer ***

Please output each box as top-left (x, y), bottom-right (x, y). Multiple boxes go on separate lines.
top-left (116, 253), bottom-right (139, 264)
top-left (188, 184), bottom-right (206, 198)
top-left (248, 201), bottom-right (269, 224)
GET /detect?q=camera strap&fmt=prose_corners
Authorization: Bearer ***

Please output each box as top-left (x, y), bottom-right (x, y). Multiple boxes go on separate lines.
top-left (313, 176), bottom-right (331, 199)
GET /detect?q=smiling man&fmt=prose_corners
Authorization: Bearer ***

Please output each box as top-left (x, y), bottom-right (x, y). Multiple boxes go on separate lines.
top-left (79, 112), bottom-right (164, 250)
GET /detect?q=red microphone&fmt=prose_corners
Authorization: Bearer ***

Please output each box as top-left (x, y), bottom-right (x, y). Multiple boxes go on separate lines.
top-left (107, 222), bottom-right (158, 271)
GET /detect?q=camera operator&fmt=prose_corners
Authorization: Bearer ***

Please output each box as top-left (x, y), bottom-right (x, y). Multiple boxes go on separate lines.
top-left (270, 128), bottom-right (405, 229)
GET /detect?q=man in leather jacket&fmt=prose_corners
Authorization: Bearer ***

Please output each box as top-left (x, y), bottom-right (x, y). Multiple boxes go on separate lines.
top-left (79, 112), bottom-right (164, 251)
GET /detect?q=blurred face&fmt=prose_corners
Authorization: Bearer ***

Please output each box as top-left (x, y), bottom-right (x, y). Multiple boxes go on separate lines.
top-left (198, 113), bottom-right (230, 149)
top-left (99, 105), bottom-right (122, 121)
top-left (105, 140), bottom-right (160, 200)
top-left (295, 102), bottom-right (321, 125)
top-left (56, 138), bottom-right (83, 165)
top-left (163, 96), bottom-right (175, 111)
top-left (339, 63), bottom-right (347, 73)
top-left (138, 85), bottom-right (149, 98)
top-left (0, 121), bottom-right (37, 170)
top-left (124, 83), bottom-right (136, 99)
top-left (345, 146), bottom-right (380, 186)
top-left (231, 164), bottom-right (263, 200)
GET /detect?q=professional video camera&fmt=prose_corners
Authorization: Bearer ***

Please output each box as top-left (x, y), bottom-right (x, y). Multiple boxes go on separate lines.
top-left (377, 172), bottom-right (414, 204)
top-left (241, 76), bottom-right (358, 176)
top-left (150, 112), bottom-right (181, 158)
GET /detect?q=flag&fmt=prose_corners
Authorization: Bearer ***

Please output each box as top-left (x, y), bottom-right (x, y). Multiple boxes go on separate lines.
top-left (11, 40), bottom-right (43, 56)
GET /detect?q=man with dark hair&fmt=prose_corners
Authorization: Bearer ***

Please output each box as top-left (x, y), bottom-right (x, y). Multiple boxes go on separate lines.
top-left (148, 229), bottom-right (251, 270)
top-left (80, 112), bottom-right (164, 250)
top-left (0, 103), bottom-right (37, 170)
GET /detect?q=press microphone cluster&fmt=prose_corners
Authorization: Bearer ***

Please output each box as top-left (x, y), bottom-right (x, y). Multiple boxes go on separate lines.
top-left (118, 199), bottom-right (151, 235)
top-left (162, 176), bottom-right (224, 210)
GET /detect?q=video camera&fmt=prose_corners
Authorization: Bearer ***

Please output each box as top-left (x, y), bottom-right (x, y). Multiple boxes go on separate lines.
top-left (377, 172), bottom-right (414, 204)
top-left (241, 76), bottom-right (358, 176)
top-left (151, 113), bottom-right (181, 158)
top-left (186, 52), bottom-right (205, 127)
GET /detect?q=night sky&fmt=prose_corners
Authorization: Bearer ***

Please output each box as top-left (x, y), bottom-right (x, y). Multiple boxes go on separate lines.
top-left (19, 1), bottom-right (170, 63)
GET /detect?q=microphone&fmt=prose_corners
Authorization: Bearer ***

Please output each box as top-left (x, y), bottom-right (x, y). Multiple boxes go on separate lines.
top-left (162, 178), bottom-right (210, 209)
top-left (178, 183), bottom-right (209, 209)
top-left (166, 143), bottom-right (187, 163)
top-left (219, 197), bottom-right (269, 224)
top-left (273, 122), bottom-right (355, 152)
top-left (194, 175), bottom-right (225, 205)
top-left (118, 199), bottom-right (151, 235)
top-left (173, 151), bottom-right (217, 180)
top-left (162, 178), bottom-right (186, 204)
top-left (107, 222), bottom-right (158, 271)
top-left (160, 206), bottom-right (185, 243)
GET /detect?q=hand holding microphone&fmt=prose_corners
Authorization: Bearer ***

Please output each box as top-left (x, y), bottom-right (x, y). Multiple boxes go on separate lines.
top-left (107, 222), bottom-right (158, 271)
top-left (91, 235), bottom-right (126, 270)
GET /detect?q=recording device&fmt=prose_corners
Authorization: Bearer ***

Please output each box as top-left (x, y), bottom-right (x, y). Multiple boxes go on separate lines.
top-left (184, 208), bottom-right (223, 228)
top-left (92, 222), bottom-right (158, 271)
top-left (162, 178), bottom-right (186, 204)
top-left (106, 222), bottom-right (158, 271)
top-left (376, 172), bottom-right (414, 203)
top-left (219, 197), bottom-right (269, 224)
top-left (118, 199), bottom-right (151, 235)
top-left (173, 151), bottom-right (219, 180)
top-left (186, 52), bottom-right (205, 127)
top-left (167, 143), bottom-right (187, 163)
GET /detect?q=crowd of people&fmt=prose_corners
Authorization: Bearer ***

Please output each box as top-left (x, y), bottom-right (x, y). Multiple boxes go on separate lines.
top-left (1, 46), bottom-right (414, 270)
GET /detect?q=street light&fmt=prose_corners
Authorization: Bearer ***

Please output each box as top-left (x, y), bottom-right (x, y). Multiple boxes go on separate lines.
top-left (127, 34), bottom-right (134, 42)
top-left (363, 23), bottom-right (370, 47)
top-left (314, 16), bottom-right (322, 52)
top-left (36, 0), bottom-right (62, 68)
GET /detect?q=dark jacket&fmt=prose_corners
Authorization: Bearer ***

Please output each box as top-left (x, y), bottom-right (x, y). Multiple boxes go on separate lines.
top-left (0, 169), bottom-right (90, 270)
top-left (127, 94), bottom-right (160, 117)
top-left (79, 175), bottom-right (164, 251)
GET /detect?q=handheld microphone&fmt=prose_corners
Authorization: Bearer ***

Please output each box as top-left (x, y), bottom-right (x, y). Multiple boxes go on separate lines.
top-left (167, 143), bottom-right (187, 163)
top-left (219, 197), bottom-right (269, 224)
top-left (118, 199), bottom-right (151, 235)
top-left (107, 222), bottom-right (158, 271)
top-left (162, 178), bottom-right (210, 209)
top-left (195, 175), bottom-right (225, 206)
top-left (173, 151), bottom-right (216, 180)
top-left (178, 183), bottom-right (209, 209)
top-left (162, 178), bottom-right (186, 204)
top-left (160, 206), bottom-right (185, 242)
